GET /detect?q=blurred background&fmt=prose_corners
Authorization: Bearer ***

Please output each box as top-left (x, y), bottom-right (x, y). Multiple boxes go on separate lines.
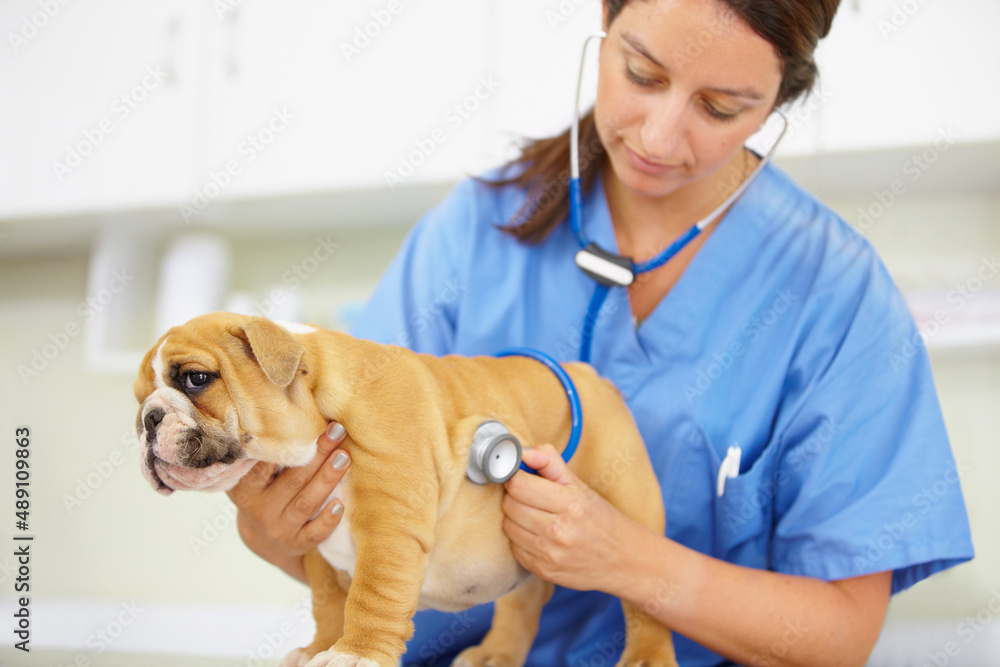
top-left (1, 0), bottom-right (998, 665)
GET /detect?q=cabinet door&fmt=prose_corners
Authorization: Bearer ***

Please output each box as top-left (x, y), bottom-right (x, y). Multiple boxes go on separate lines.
top-left (0, 0), bottom-right (200, 218)
top-left (815, 0), bottom-right (1000, 152)
top-left (193, 0), bottom-right (492, 208)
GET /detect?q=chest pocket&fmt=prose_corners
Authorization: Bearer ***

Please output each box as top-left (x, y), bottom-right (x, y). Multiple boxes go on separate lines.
top-left (664, 423), bottom-right (778, 567)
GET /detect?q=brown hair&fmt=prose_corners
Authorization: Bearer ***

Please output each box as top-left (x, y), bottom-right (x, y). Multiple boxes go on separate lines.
top-left (477, 0), bottom-right (840, 243)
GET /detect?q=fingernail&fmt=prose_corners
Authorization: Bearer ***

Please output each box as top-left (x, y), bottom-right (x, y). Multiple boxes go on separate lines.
top-left (327, 422), bottom-right (346, 441)
top-left (332, 451), bottom-right (350, 470)
top-left (331, 503), bottom-right (344, 517)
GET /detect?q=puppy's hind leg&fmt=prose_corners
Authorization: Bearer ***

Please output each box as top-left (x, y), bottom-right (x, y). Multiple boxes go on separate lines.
top-left (616, 599), bottom-right (678, 667)
top-left (593, 456), bottom-right (678, 667)
top-left (281, 549), bottom-right (349, 667)
top-left (453, 575), bottom-right (554, 667)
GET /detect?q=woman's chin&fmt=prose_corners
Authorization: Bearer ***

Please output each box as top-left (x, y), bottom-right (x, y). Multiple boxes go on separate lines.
top-left (607, 154), bottom-right (689, 200)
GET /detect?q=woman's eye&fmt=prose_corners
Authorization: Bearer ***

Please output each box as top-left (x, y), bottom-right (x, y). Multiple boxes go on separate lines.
top-left (185, 372), bottom-right (211, 390)
top-left (704, 102), bottom-right (739, 122)
top-left (626, 67), bottom-right (657, 88)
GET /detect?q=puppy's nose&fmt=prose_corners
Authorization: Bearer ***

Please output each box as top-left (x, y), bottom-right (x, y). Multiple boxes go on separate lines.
top-left (144, 408), bottom-right (165, 435)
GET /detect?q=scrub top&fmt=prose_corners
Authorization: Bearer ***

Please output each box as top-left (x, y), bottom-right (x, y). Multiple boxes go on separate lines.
top-left (350, 161), bottom-right (974, 667)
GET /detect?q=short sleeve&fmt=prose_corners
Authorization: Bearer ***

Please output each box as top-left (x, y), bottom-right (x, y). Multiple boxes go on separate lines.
top-left (350, 179), bottom-right (478, 354)
top-left (771, 251), bottom-right (974, 594)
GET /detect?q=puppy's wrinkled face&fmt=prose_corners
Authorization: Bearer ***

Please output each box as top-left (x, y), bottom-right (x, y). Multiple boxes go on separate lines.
top-left (134, 312), bottom-right (327, 496)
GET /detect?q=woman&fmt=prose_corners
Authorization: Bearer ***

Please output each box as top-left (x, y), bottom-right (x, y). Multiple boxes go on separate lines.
top-left (228, 0), bottom-right (974, 664)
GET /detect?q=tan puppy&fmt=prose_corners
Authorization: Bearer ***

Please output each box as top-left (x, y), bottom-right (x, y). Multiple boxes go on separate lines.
top-left (134, 312), bottom-right (676, 667)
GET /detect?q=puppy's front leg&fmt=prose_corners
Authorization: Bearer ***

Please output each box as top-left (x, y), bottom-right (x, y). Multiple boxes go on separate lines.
top-left (306, 493), bottom-right (435, 667)
top-left (283, 550), bottom-right (349, 667)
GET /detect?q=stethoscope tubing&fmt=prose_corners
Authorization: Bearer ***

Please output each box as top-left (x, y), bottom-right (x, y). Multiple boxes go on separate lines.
top-left (494, 347), bottom-right (584, 472)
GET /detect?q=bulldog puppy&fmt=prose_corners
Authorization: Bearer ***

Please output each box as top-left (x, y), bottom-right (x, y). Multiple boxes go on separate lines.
top-left (134, 312), bottom-right (676, 667)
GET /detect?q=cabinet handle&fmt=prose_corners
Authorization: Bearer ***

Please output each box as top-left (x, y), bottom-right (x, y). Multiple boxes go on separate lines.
top-left (158, 14), bottom-right (181, 85)
top-left (221, 5), bottom-right (241, 79)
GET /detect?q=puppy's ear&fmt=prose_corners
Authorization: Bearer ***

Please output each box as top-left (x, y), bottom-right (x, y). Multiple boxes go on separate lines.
top-left (234, 317), bottom-right (305, 387)
top-left (135, 331), bottom-right (171, 403)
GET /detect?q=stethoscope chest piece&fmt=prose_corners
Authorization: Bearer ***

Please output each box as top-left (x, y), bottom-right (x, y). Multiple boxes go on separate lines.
top-left (466, 421), bottom-right (523, 485)
top-left (574, 243), bottom-right (635, 287)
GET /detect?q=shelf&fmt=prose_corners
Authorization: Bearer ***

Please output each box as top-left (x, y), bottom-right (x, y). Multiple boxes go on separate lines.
top-left (774, 139), bottom-right (1000, 199)
top-left (0, 180), bottom-right (453, 258)
top-left (1, 139), bottom-right (997, 261)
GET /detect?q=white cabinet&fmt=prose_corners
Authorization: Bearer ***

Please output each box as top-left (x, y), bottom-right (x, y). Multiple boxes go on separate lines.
top-left (2, 0), bottom-right (997, 223)
top-left (0, 0), bottom-right (494, 221)
top-left (814, 0), bottom-right (1000, 152)
top-left (191, 0), bottom-right (493, 215)
top-left (0, 0), bottom-right (201, 218)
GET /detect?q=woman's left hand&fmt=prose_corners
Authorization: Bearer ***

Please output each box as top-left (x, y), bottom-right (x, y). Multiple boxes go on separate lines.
top-left (501, 444), bottom-right (647, 595)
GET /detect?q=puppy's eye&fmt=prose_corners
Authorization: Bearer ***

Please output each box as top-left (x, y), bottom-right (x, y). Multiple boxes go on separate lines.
top-left (184, 371), bottom-right (212, 390)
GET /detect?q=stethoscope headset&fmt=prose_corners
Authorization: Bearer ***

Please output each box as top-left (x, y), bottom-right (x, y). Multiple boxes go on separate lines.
top-left (569, 32), bottom-right (789, 362)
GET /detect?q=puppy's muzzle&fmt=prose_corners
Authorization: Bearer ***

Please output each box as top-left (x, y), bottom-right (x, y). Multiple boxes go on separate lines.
top-left (137, 401), bottom-right (252, 496)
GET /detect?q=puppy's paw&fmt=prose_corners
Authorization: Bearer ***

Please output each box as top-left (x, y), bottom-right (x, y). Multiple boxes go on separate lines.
top-left (614, 658), bottom-right (679, 667)
top-left (304, 650), bottom-right (380, 667)
top-left (280, 647), bottom-right (312, 667)
top-left (453, 645), bottom-right (524, 667)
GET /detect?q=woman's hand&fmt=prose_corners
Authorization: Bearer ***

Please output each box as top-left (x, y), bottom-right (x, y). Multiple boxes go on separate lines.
top-left (226, 422), bottom-right (351, 584)
top-left (501, 444), bottom-right (652, 596)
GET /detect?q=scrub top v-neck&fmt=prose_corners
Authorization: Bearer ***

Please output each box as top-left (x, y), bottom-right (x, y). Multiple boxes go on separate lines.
top-left (564, 167), bottom-right (769, 399)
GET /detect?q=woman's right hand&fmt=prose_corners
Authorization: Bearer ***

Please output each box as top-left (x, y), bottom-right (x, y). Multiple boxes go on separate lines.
top-left (226, 422), bottom-right (351, 584)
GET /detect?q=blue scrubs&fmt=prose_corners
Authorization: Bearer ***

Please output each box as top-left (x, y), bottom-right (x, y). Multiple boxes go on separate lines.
top-left (351, 162), bottom-right (974, 667)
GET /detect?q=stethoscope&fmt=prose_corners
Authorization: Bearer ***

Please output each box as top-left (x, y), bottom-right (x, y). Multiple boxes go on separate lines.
top-left (569, 32), bottom-right (789, 363)
top-left (466, 347), bottom-right (583, 485)
top-left (467, 33), bottom-right (788, 485)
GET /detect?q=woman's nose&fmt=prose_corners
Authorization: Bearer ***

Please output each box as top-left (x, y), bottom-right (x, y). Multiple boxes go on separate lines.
top-left (639, 94), bottom-right (689, 163)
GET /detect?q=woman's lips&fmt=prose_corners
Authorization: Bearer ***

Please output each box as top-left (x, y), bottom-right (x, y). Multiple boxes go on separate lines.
top-left (624, 145), bottom-right (679, 176)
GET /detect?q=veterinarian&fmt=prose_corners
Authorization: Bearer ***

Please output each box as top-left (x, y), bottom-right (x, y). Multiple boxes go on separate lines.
top-left (228, 0), bottom-right (974, 664)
